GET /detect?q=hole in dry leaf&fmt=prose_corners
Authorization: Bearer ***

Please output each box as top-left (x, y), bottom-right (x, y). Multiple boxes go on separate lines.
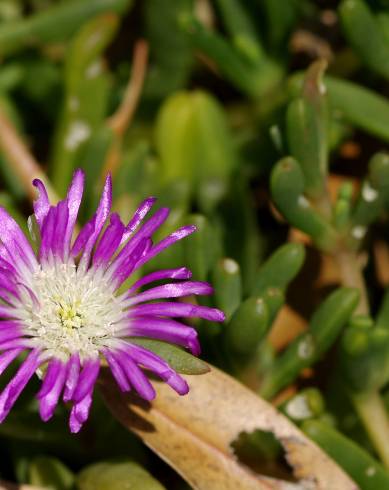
top-left (231, 429), bottom-right (297, 482)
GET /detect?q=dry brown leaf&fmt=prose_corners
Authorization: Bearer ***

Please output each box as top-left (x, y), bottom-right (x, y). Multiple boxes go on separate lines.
top-left (100, 367), bottom-right (357, 490)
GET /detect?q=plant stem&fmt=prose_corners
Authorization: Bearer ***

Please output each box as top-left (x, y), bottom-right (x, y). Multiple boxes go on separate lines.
top-left (352, 391), bottom-right (389, 469)
top-left (335, 246), bottom-right (389, 467)
top-left (102, 39), bottom-right (148, 180)
top-left (334, 248), bottom-right (369, 316)
top-left (107, 40), bottom-right (149, 138)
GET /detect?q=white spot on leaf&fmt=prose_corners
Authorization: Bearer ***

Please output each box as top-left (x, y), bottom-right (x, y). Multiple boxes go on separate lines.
top-left (352, 226), bottom-right (366, 240)
top-left (223, 259), bottom-right (238, 274)
top-left (65, 121), bottom-right (91, 151)
top-left (362, 182), bottom-right (378, 203)
top-left (298, 195), bottom-right (310, 208)
top-left (298, 335), bottom-right (315, 359)
top-left (286, 395), bottom-right (313, 420)
top-left (85, 60), bottom-right (102, 79)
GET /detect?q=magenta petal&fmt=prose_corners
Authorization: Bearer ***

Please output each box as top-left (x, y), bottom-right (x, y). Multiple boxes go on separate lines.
top-left (69, 393), bottom-right (92, 433)
top-left (0, 349), bottom-right (42, 422)
top-left (0, 274), bottom-right (19, 303)
top-left (63, 354), bottom-right (80, 402)
top-left (64, 169), bottom-right (85, 250)
top-left (39, 207), bottom-right (55, 260)
top-left (115, 351), bottom-right (156, 401)
top-left (0, 291), bottom-right (13, 305)
top-left (109, 238), bottom-right (151, 290)
top-left (128, 267), bottom-right (192, 292)
top-left (125, 343), bottom-right (189, 395)
top-left (32, 179), bottom-right (50, 228)
top-left (128, 317), bottom-right (200, 355)
top-left (164, 371), bottom-right (189, 395)
top-left (38, 360), bottom-right (67, 421)
top-left (133, 225), bottom-right (196, 272)
top-left (0, 270), bottom-right (21, 295)
top-left (72, 359), bottom-right (100, 403)
top-left (130, 302), bottom-right (225, 322)
top-left (37, 358), bottom-right (63, 399)
top-left (0, 305), bottom-right (19, 320)
top-left (0, 348), bottom-right (24, 376)
top-left (0, 338), bottom-right (32, 350)
top-left (71, 220), bottom-right (95, 257)
top-left (103, 349), bottom-right (131, 392)
top-left (124, 207), bottom-right (170, 250)
top-left (93, 213), bottom-right (125, 268)
top-left (108, 208), bottom-right (169, 279)
top-left (0, 322), bottom-right (23, 343)
top-left (120, 197), bottom-right (157, 244)
top-left (77, 174), bottom-right (112, 270)
top-left (54, 201), bottom-right (70, 259)
top-left (0, 207), bottom-right (37, 273)
top-left (126, 281), bottom-right (213, 305)
top-left (40, 201), bottom-right (69, 261)
top-left (0, 257), bottom-right (17, 277)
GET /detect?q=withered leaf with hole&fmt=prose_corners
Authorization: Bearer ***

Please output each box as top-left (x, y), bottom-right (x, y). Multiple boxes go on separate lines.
top-left (100, 366), bottom-right (358, 490)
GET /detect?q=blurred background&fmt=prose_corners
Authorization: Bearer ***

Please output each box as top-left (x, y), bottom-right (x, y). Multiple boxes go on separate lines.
top-left (2, 0), bottom-right (389, 489)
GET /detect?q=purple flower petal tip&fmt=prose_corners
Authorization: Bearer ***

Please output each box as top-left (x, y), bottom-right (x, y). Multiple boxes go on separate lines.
top-left (0, 168), bottom-right (225, 432)
top-left (213, 309), bottom-right (226, 322)
top-left (188, 332), bottom-right (201, 356)
top-left (168, 373), bottom-right (189, 395)
top-left (145, 196), bottom-right (157, 205)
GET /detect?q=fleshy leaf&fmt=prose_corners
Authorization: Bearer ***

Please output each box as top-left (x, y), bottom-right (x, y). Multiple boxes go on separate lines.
top-left (128, 338), bottom-right (210, 375)
top-left (28, 457), bottom-right (74, 490)
top-left (77, 461), bottom-right (165, 490)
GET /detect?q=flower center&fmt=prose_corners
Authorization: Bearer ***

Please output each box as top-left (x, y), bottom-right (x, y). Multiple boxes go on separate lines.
top-left (19, 263), bottom-right (127, 360)
top-left (57, 300), bottom-right (83, 330)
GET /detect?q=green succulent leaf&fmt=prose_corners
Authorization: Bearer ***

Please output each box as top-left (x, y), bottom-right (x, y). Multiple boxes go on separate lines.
top-left (78, 460), bottom-right (165, 490)
top-left (303, 420), bottom-right (389, 489)
top-left (252, 242), bottom-right (305, 296)
top-left (287, 60), bottom-right (329, 201)
top-left (0, 0), bottom-right (132, 58)
top-left (129, 338), bottom-right (210, 375)
top-left (339, 0), bottom-right (389, 80)
top-left (29, 456), bottom-right (75, 490)
top-left (260, 288), bottom-right (359, 399)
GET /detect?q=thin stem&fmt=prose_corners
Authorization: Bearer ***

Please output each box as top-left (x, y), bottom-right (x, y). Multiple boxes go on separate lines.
top-left (0, 108), bottom-right (58, 203)
top-left (107, 40), bottom-right (149, 137)
top-left (352, 391), bottom-right (389, 469)
top-left (103, 39), bottom-right (148, 180)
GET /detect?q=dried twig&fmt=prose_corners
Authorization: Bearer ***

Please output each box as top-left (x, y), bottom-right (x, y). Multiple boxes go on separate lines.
top-left (0, 108), bottom-right (58, 202)
top-left (107, 40), bottom-right (149, 137)
top-left (103, 40), bottom-right (149, 179)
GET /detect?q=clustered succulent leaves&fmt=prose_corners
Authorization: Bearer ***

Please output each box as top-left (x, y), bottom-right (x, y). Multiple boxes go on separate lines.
top-left (2, 0), bottom-right (389, 489)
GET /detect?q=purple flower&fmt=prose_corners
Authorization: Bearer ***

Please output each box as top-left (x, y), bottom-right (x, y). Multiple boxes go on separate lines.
top-left (0, 170), bottom-right (224, 433)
